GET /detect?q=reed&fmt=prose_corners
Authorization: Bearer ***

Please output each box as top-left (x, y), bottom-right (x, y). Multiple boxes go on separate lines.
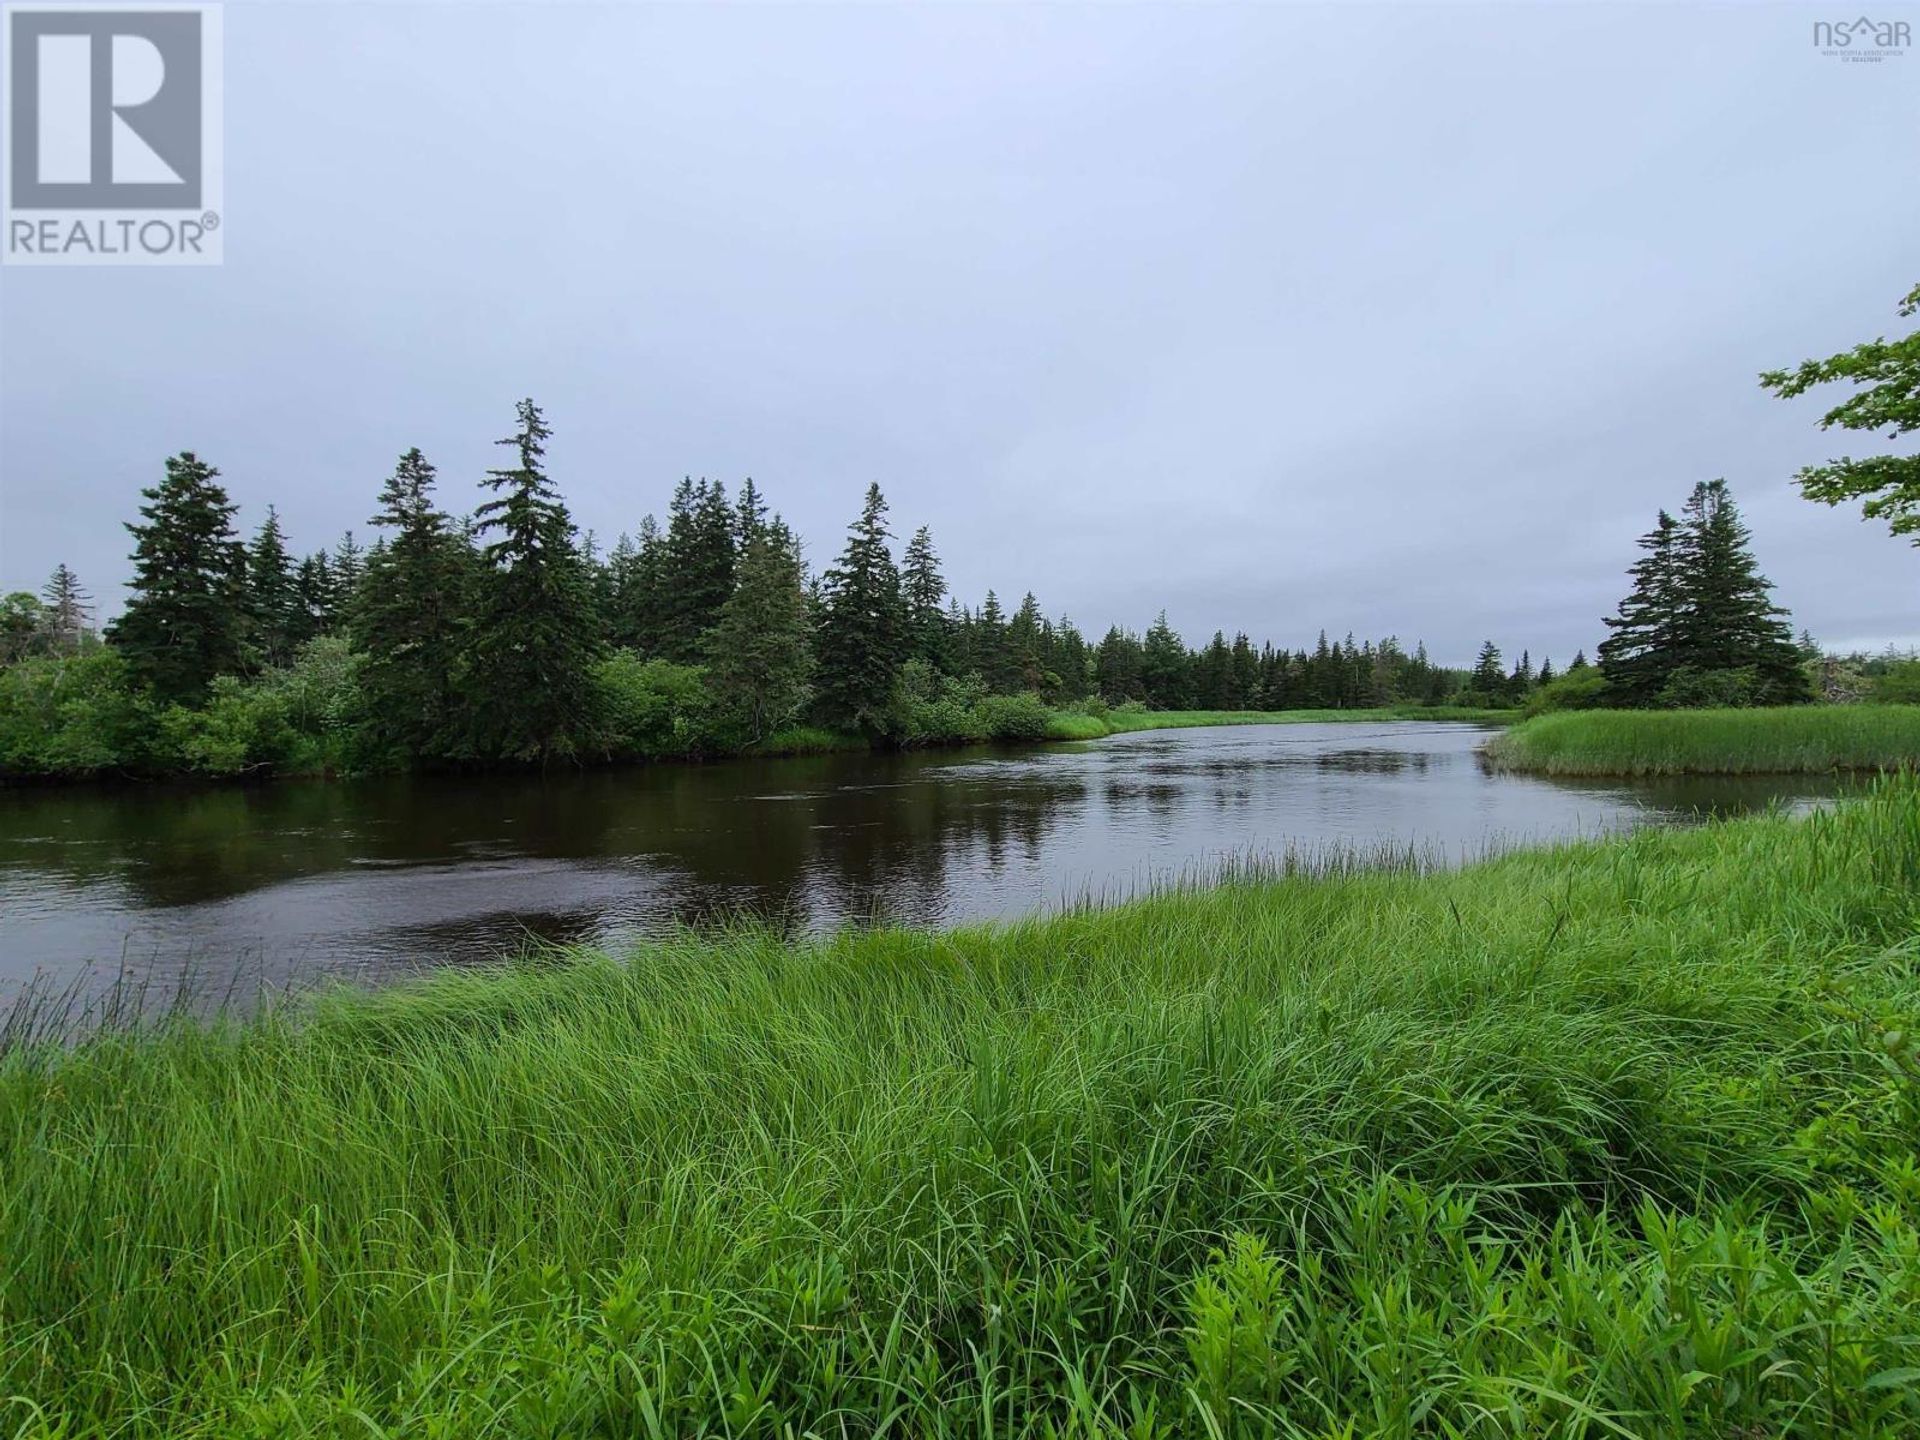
top-left (1488, 704), bottom-right (1920, 775)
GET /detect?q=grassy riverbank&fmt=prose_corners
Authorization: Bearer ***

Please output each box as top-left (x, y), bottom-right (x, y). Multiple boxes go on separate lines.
top-left (1062, 703), bottom-right (1517, 739)
top-left (1489, 704), bottom-right (1920, 776)
top-left (4, 783), bottom-right (1918, 1437)
top-left (749, 705), bottom-right (1516, 754)
top-left (0, 688), bottom-right (1514, 785)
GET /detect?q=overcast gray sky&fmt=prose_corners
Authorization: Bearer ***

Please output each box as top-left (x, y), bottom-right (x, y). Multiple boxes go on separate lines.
top-left (2, 1), bottom-right (1916, 666)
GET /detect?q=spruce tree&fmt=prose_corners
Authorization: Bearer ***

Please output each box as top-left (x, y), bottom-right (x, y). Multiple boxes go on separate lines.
top-left (1260, 643), bottom-right (1295, 709)
top-left (1228, 633), bottom-right (1258, 709)
top-left (658, 479), bottom-right (737, 662)
top-left (1509, 648), bottom-right (1535, 698)
top-left (1140, 612), bottom-right (1191, 709)
top-left (1053, 615), bottom-right (1092, 700)
top-left (580, 529), bottom-right (615, 624)
top-left (735, 478), bottom-right (769, 549)
top-left (1195, 631), bottom-right (1233, 709)
top-left (604, 532), bottom-right (639, 644)
top-left (1668, 479), bottom-right (1810, 703)
top-left (1364, 638), bottom-right (1398, 707)
top-left (705, 519), bottom-right (812, 743)
top-left (1598, 511), bottom-right (1683, 705)
top-left (357, 447), bottom-right (468, 759)
top-left (1341, 635), bottom-right (1366, 707)
top-left (974, 590), bottom-right (1013, 692)
top-left (246, 506), bottom-right (300, 668)
top-left (901, 525), bottom-right (950, 670)
top-left (605, 531), bottom-right (645, 651)
top-left (944, 598), bottom-right (974, 676)
top-left (1598, 482), bottom-right (1809, 706)
top-left (1300, 631), bottom-right (1335, 708)
top-left (292, 551), bottom-right (335, 644)
top-left (813, 483), bottom-right (907, 735)
top-left (40, 564), bottom-right (92, 654)
top-left (1007, 593), bottom-right (1050, 692)
top-left (463, 399), bottom-right (604, 762)
top-left (1095, 626), bottom-right (1144, 702)
top-left (108, 452), bottom-right (247, 703)
top-left (331, 532), bottom-right (365, 626)
top-left (1402, 640), bottom-right (1436, 705)
top-left (603, 518), bottom-right (673, 655)
top-left (1469, 640), bottom-right (1505, 697)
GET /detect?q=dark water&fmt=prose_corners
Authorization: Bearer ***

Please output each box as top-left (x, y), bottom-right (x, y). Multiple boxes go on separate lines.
top-left (0, 722), bottom-right (1840, 1003)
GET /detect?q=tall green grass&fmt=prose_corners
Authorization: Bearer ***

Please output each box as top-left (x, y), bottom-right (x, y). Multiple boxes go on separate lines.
top-left (3, 783), bottom-right (1918, 1436)
top-left (1489, 704), bottom-right (1920, 776)
top-left (750, 724), bottom-right (871, 757)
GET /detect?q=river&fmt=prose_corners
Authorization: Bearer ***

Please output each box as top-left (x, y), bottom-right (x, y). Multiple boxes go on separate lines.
top-left (0, 721), bottom-right (1840, 1007)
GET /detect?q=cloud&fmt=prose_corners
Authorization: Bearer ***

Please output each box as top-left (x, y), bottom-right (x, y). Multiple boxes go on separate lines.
top-left (2, 2), bottom-right (1916, 664)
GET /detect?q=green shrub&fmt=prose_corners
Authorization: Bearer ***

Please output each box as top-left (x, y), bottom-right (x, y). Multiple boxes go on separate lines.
top-left (0, 648), bottom-right (152, 777)
top-left (1450, 687), bottom-right (1512, 711)
top-left (974, 691), bottom-right (1053, 742)
top-left (1655, 664), bottom-right (1761, 709)
top-left (253, 637), bottom-right (369, 773)
top-left (1522, 667), bottom-right (1611, 717)
top-left (170, 675), bottom-right (300, 776)
top-left (267, 637), bottom-right (365, 735)
top-left (595, 651), bottom-right (717, 760)
top-left (1873, 660), bottom-right (1920, 705)
top-left (0, 642), bottom-right (375, 780)
top-left (897, 661), bottom-right (988, 745)
top-left (0, 592), bottom-right (48, 664)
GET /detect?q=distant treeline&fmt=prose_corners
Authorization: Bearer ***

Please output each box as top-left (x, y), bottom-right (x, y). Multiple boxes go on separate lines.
top-left (0, 400), bottom-right (1540, 779)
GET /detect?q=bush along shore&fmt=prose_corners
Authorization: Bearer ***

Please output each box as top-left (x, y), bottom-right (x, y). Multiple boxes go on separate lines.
top-left (0, 642), bottom-right (1517, 787)
top-left (3, 779), bottom-right (1918, 1436)
top-left (1488, 704), bottom-right (1920, 776)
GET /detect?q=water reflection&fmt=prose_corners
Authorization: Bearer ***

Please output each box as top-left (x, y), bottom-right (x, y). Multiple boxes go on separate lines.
top-left (0, 722), bottom-right (1844, 1000)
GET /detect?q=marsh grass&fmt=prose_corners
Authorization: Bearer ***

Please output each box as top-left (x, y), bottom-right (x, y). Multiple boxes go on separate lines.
top-left (751, 725), bottom-right (871, 757)
top-left (1489, 704), bottom-right (1920, 776)
top-left (1040, 711), bottom-right (1110, 741)
top-left (2, 783), bottom-right (1919, 1436)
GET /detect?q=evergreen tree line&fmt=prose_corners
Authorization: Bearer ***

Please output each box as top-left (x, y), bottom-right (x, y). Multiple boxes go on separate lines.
top-left (0, 400), bottom-right (1532, 777)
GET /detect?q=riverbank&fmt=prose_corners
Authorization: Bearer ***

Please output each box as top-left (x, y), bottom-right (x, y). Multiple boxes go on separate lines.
top-left (759, 703), bottom-right (1518, 752)
top-left (1058, 702), bottom-right (1518, 740)
top-left (4, 780), bottom-right (1916, 1437)
top-left (0, 703), bottom-right (1517, 786)
top-left (1488, 704), bottom-right (1920, 776)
